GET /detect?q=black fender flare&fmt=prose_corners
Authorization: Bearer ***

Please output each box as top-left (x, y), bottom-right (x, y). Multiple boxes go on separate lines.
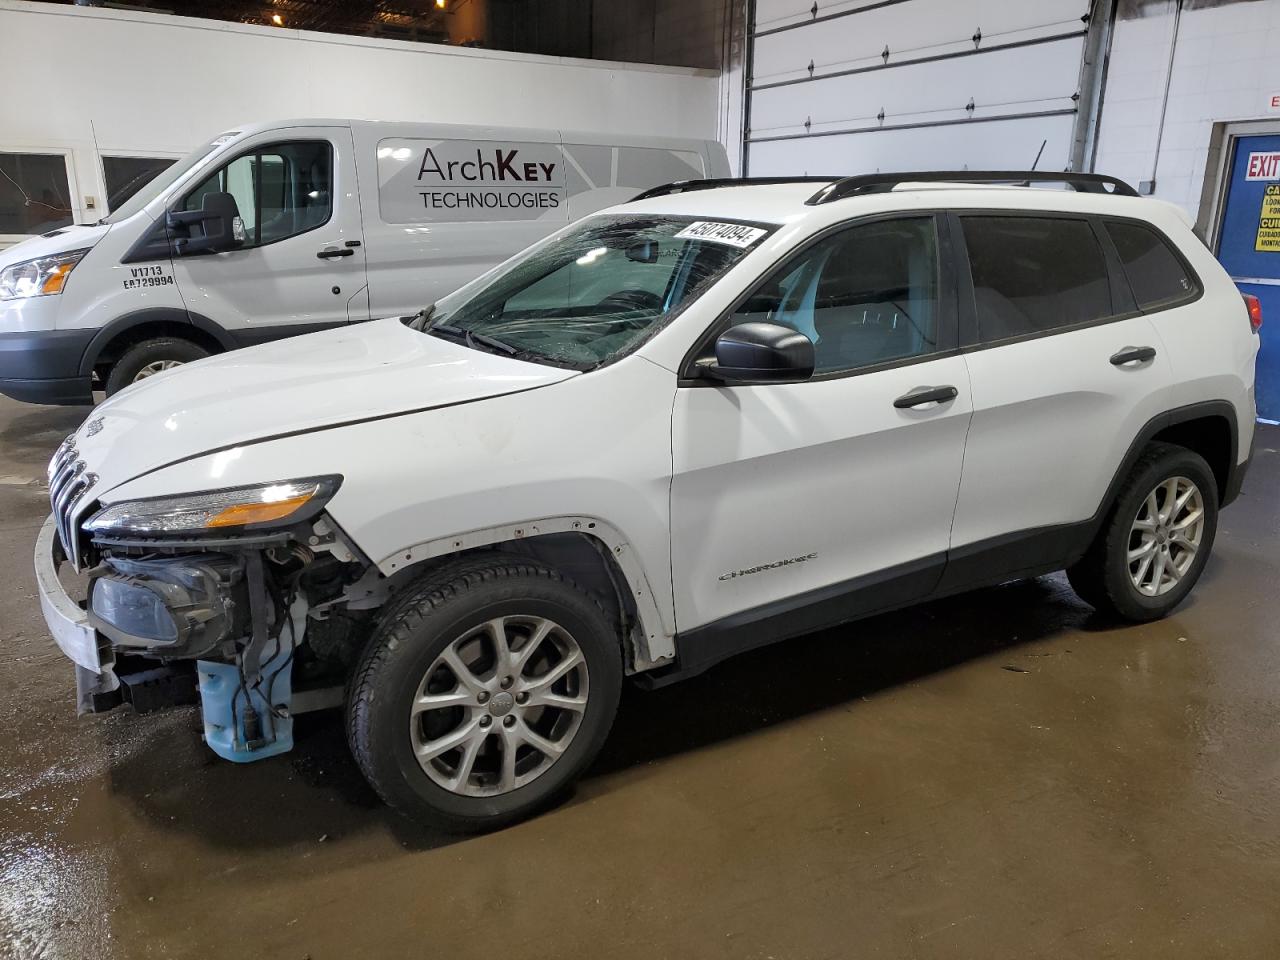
top-left (78, 308), bottom-right (236, 377)
top-left (1094, 399), bottom-right (1241, 521)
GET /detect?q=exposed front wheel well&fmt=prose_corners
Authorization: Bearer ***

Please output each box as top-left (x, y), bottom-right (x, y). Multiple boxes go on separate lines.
top-left (388, 532), bottom-right (647, 670)
top-left (1149, 414), bottom-right (1234, 503)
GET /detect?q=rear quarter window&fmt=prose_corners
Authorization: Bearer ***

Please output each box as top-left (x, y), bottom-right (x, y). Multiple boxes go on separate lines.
top-left (1104, 220), bottom-right (1198, 310)
top-left (960, 216), bottom-right (1113, 342)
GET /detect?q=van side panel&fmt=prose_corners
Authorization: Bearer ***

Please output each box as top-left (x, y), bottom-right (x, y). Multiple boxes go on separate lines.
top-left (352, 121), bottom-right (563, 319)
top-left (351, 120), bottom-right (734, 320)
top-left (561, 141), bottom-right (711, 221)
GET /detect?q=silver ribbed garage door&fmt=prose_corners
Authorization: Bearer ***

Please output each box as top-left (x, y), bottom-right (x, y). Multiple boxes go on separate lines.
top-left (745, 0), bottom-right (1093, 176)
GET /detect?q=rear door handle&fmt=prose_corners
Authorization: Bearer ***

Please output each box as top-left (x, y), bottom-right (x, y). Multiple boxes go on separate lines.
top-left (317, 247), bottom-right (355, 259)
top-left (1110, 345), bottom-right (1157, 366)
top-left (894, 385), bottom-right (959, 409)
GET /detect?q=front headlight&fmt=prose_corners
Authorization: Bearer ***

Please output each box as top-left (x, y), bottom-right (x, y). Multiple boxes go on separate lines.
top-left (84, 476), bottom-right (342, 537)
top-left (0, 248), bottom-right (89, 300)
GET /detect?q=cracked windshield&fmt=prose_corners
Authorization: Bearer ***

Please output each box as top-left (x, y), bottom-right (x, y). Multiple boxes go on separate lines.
top-left (421, 215), bottom-right (769, 367)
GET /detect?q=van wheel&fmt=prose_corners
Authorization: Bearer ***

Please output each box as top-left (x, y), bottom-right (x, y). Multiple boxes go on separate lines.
top-left (105, 338), bottom-right (210, 396)
top-left (347, 556), bottom-right (622, 832)
top-left (1067, 442), bottom-right (1218, 622)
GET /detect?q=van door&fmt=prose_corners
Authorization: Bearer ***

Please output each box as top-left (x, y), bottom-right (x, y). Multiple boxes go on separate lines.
top-left (168, 126), bottom-right (367, 344)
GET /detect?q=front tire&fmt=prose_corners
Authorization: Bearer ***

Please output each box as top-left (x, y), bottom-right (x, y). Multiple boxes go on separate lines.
top-left (105, 337), bottom-right (209, 396)
top-left (347, 556), bottom-right (622, 832)
top-left (1067, 442), bottom-right (1218, 622)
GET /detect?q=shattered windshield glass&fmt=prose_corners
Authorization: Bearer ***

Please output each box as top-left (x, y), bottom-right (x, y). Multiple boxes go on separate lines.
top-left (421, 215), bottom-right (771, 368)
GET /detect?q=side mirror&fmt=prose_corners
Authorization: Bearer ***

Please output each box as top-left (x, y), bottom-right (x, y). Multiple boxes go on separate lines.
top-left (705, 321), bottom-right (814, 384)
top-left (167, 192), bottom-right (243, 255)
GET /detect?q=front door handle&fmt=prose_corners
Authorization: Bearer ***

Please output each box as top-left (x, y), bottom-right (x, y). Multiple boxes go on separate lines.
top-left (1110, 345), bottom-right (1157, 366)
top-left (317, 247), bottom-right (355, 259)
top-left (894, 385), bottom-right (959, 409)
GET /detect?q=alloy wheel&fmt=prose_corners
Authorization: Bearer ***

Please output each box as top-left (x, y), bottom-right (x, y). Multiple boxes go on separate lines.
top-left (408, 615), bottom-right (589, 797)
top-left (132, 360), bottom-right (185, 382)
top-left (1127, 476), bottom-right (1205, 597)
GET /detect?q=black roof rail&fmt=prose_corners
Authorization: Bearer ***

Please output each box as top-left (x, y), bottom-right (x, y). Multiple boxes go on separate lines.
top-left (630, 176), bottom-right (841, 202)
top-left (805, 171), bottom-right (1139, 205)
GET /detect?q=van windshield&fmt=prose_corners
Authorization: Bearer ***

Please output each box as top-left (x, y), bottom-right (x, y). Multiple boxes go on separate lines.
top-left (101, 137), bottom-right (233, 224)
top-left (422, 215), bottom-right (769, 368)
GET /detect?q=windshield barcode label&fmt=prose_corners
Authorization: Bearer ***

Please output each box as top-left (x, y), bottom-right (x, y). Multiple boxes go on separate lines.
top-left (674, 221), bottom-right (767, 248)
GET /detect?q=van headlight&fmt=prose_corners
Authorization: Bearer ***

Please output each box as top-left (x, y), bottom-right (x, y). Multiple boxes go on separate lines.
top-left (84, 477), bottom-right (342, 537)
top-left (0, 248), bottom-right (89, 300)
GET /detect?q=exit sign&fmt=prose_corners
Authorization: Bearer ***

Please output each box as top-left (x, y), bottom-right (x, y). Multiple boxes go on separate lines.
top-left (1270, 93), bottom-right (1280, 111)
top-left (1246, 152), bottom-right (1280, 179)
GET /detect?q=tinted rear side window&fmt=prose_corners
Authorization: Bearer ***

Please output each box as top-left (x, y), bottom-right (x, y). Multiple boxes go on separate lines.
top-left (961, 216), bottom-right (1112, 341)
top-left (1105, 221), bottom-right (1197, 309)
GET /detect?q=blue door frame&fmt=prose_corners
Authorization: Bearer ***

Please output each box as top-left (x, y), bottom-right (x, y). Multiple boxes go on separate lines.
top-left (1216, 133), bottom-right (1280, 421)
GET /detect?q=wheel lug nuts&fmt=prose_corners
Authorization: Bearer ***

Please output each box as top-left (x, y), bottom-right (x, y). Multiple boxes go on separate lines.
top-left (516, 692), bottom-right (528, 704)
top-left (499, 676), bottom-right (513, 690)
top-left (477, 691), bottom-right (490, 704)
top-left (479, 716), bottom-right (492, 728)
top-left (503, 715), bottom-right (516, 728)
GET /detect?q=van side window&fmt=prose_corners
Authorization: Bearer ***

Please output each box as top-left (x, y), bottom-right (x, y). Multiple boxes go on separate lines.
top-left (961, 216), bottom-right (1112, 342)
top-left (729, 217), bottom-right (940, 375)
top-left (1105, 220), bottom-right (1197, 310)
top-left (182, 141), bottom-right (332, 249)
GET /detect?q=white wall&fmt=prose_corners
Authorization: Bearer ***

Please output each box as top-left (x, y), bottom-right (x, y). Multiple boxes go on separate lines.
top-left (0, 0), bottom-right (719, 232)
top-left (1093, 0), bottom-right (1280, 218)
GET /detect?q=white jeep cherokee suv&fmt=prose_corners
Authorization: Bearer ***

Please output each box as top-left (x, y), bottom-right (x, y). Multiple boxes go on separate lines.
top-left (36, 171), bottom-right (1259, 831)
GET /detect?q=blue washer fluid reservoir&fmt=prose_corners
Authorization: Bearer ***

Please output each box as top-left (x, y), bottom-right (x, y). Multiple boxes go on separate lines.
top-left (196, 641), bottom-right (294, 762)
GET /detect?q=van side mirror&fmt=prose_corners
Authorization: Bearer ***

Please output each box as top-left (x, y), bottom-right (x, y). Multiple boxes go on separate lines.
top-left (704, 322), bottom-right (814, 384)
top-left (167, 192), bottom-right (243, 255)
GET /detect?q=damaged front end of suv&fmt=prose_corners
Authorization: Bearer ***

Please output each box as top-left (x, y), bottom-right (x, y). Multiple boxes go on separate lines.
top-left (43, 448), bottom-right (382, 762)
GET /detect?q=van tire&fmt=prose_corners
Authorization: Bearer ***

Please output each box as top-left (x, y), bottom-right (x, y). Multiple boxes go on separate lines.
top-left (346, 555), bottom-right (622, 833)
top-left (1067, 443), bottom-right (1218, 622)
top-left (105, 337), bottom-right (210, 396)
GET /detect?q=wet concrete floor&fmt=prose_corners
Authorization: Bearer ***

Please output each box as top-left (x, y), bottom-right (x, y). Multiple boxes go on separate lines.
top-left (1, 392), bottom-right (1278, 959)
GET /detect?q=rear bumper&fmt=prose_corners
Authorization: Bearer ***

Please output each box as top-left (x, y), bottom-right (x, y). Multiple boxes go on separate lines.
top-left (0, 329), bottom-right (95, 405)
top-left (1223, 430), bottom-right (1255, 507)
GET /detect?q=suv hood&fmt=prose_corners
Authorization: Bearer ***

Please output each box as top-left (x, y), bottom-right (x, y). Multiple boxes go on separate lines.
top-left (0, 223), bottom-right (110, 266)
top-left (73, 317), bottom-right (579, 495)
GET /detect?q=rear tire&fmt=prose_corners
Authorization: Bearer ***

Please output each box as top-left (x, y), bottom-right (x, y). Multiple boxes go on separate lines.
top-left (1067, 442), bottom-right (1218, 622)
top-left (105, 337), bottom-right (209, 396)
top-left (347, 556), bottom-right (622, 832)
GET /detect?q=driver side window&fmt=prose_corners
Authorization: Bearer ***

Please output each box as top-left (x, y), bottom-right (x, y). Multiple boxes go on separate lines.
top-left (730, 217), bottom-right (941, 375)
top-left (182, 140), bottom-right (332, 250)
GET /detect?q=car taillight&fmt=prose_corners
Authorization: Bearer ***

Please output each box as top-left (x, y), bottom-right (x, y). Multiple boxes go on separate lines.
top-left (1243, 293), bottom-right (1263, 333)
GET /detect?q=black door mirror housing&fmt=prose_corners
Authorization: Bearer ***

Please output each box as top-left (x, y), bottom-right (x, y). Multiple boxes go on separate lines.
top-left (705, 321), bottom-right (815, 384)
top-left (167, 191), bottom-right (243, 256)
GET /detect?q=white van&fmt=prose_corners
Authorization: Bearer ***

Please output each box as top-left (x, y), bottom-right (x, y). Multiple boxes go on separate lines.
top-left (0, 119), bottom-right (728, 404)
